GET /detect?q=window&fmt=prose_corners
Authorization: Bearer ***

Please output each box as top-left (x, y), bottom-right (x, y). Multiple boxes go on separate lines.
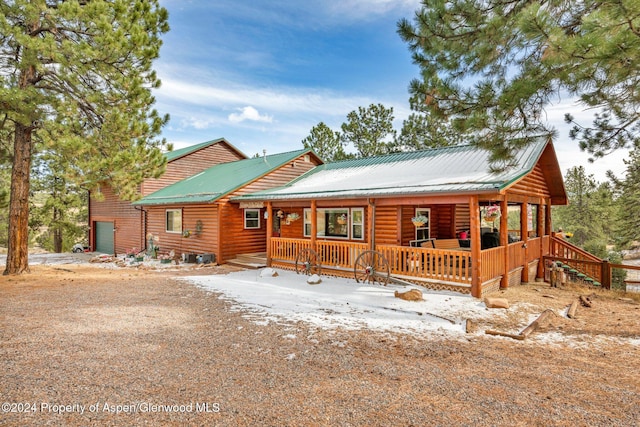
top-left (244, 209), bottom-right (260, 229)
top-left (528, 204), bottom-right (538, 237)
top-left (166, 209), bottom-right (182, 233)
top-left (351, 208), bottom-right (364, 240)
top-left (304, 207), bottom-right (363, 239)
top-left (415, 208), bottom-right (430, 240)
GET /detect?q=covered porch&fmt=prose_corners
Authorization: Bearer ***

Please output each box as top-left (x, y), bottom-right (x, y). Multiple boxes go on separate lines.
top-left (262, 194), bottom-right (553, 298)
top-left (231, 139), bottom-right (566, 298)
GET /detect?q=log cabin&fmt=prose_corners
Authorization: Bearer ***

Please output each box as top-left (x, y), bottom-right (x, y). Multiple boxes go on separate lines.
top-left (88, 138), bottom-right (247, 255)
top-left (231, 136), bottom-right (569, 298)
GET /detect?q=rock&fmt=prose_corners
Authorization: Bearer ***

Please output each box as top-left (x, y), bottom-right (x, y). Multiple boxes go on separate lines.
top-left (307, 274), bottom-right (322, 285)
top-left (484, 297), bottom-right (509, 309)
top-left (394, 288), bottom-right (423, 301)
top-left (465, 319), bottom-right (478, 333)
top-left (259, 268), bottom-right (279, 278)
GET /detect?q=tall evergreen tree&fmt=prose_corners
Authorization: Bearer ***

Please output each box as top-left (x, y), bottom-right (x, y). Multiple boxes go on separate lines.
top-left (553, 166), bottom-right (615, 251)
top-left (1, 0), bottom-right (169, 274)
top-left (611, 147), bottom-right (640, 249)
top-left (340, 104), bottom-right (396, 158)
top-left (301, 122), bottom-right (350, 162)
top-left (397, 0), bottom-right (640, 163)
top-left (30, 151), bottom-right (87, 253)
top-left (394, 113), bottom-right (463, 151)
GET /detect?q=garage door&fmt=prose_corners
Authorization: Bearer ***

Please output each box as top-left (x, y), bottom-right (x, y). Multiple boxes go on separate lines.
top-left (95, 221), bottom-right (114, 254)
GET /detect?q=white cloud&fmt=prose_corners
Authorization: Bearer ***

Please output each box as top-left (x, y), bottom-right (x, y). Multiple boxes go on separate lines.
top-left (324, 0), bottom-right (421, 21)
top-left (155, 72), bottom-right (375, 118)
top-left (228, 106), bottom-right (273, 124)
top-left (181, 116), bottom-right (221, 130)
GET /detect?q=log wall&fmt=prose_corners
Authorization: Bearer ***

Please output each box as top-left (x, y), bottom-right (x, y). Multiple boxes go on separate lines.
top-left (89, 184), bottom-right (144, 254)
top-left (143, 142), bottom-right (246, 195)
top-left (145, 204), bottom-right (219, 257)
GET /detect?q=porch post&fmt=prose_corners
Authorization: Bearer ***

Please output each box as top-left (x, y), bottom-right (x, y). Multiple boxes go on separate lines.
top-left (469, 195), bottom-right (481, 298)
top-left (521, 203), bottom-right (530, 282)
top-left (216, 203), bottom-right (223, 264)
top-left (266, 201), bottom-right (273, 266)
top-left (536, 199), bottom-right (545, 279)
top-left (545, 198), bottom-right (552, 236)
top-left (311, 199), bottom-right (317, 252)
top-left (500, 198), bottom-right (509, 289)
top-left (368, 198), bottom-right (376, 251)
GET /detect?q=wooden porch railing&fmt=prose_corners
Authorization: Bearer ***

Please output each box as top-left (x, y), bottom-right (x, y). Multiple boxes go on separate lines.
top-left (550, 236), bottom-right (601, 263)
top-left (480, 246), bottom-right (504, 284)
top-left (270, 238), bottom-right (473, 286)
top-left (377, 244), bottom-right (472, 285)
top-left (270, 238), bottom-right (312, 262)
top-left (527, 237), bottom-right (541, 263)
top-left (316, 240), bottom-right (369, 270)
top-left (508, 242), bottom-right (525, 271)
top-left (548, 236), bottom-right (604, 285)
top-left (270, 237), bottom-right (636, 294)
top-left (543, 256), bottom-right (604, 285)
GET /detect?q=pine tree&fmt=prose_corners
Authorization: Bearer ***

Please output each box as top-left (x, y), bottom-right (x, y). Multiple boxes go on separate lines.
top-left (553, 166), bottom-right (615, 252)
top-left (30, 151), bottom-right (87, 253)
top-left (302, 122), bottom-right (350, 162)
top-left (394, 112), bottom-right (463, 152)
top-left (397, 0), bottom-right (640, 163)
top-left (1, 0), bottom-right (169, 274)
top-left (611, 147), bottom-right (640, 248)
top-left (340, 104), bottom-right (396, 158)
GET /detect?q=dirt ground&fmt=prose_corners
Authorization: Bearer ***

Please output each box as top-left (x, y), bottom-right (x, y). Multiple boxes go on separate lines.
top-left (1, 260), bottom-right (639, 426)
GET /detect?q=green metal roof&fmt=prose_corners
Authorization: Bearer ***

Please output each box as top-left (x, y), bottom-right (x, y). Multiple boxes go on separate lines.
top-left (163, 137), bottom-right (246, 162)
top-left (233, 136), bottom-right (566, 203)
top-left (134, 149), bottom-right (313, 206)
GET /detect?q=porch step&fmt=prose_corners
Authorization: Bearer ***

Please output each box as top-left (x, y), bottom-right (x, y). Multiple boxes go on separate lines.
top-left (227, 252), bottom-right (267, 269)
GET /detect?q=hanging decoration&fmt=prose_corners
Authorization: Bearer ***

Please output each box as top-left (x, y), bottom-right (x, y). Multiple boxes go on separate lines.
top-left (411, 215), bottom-right (428, 227)
top-left (195, 220), bottom-right (203, 236)
top-left (482, 204), bottom-right (501, 222)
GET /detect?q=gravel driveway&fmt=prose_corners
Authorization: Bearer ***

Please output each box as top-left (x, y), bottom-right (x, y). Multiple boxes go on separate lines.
top-left (1, 261), bottom-right (639, 426)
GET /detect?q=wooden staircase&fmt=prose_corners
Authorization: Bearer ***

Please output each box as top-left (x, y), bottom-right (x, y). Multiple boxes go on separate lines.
top-left (226, 252), bottom-right (267, 269)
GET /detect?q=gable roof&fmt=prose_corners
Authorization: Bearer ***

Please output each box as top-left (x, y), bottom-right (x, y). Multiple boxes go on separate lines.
top-left (163, 137), bottom-right (246, 162)
top-left (134, 149), bottom-right (315, 206)
top-left (233, 136), bottom-right (567, 204)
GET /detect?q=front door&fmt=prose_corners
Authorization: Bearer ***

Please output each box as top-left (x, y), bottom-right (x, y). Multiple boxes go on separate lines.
top-left (273, 215), bottom-right (281, 237)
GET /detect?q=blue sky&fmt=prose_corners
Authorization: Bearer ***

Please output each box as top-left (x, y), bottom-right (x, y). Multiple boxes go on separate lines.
top-left (154, 0), bottom-right (628, 182)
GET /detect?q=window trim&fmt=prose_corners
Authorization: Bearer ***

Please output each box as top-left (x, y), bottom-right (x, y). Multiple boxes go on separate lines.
top-left (244, 208), bottom-right (261, 230)
top-left (304, 207), bottom-right (364, 240)
top-left (351, 207), bottom-right (365, 241)
top-left (414, 208), bottom-right (430, 240)
top-left (165, 209), bottom-right (183, 233)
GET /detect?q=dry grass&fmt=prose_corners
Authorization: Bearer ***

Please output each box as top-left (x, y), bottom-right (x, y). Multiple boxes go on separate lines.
top-left (1, 264), bottom-right (639, 426)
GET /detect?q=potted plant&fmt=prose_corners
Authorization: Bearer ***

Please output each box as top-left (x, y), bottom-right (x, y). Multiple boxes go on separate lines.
top-left (411, 215), bottom-right (428, 227)
top-left (158, 253), bottom-right (172, 264)
top-left (482, 205), bottom-right (501, 222)
top-left (126, 248), bottom-right (138, 258)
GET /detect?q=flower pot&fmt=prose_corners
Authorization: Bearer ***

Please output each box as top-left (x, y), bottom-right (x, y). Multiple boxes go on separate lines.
top-left (412, 221), bottom-right (425, 227)
top-left (160, 259), bottom-right (171, 264)
top-left (135, 256), bottom-right (144, 262)
top-left (485, 215), bottom-right (499, 223)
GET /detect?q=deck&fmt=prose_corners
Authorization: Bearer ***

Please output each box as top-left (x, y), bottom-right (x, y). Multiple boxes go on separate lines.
top-left (268, 237), bottom-right (548, 296)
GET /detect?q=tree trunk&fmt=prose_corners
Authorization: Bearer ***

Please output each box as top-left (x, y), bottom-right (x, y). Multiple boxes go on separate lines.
top-left (4, 123), bottom-right (33, 275)
top-left (53, 205), bottom-right (63, 253)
